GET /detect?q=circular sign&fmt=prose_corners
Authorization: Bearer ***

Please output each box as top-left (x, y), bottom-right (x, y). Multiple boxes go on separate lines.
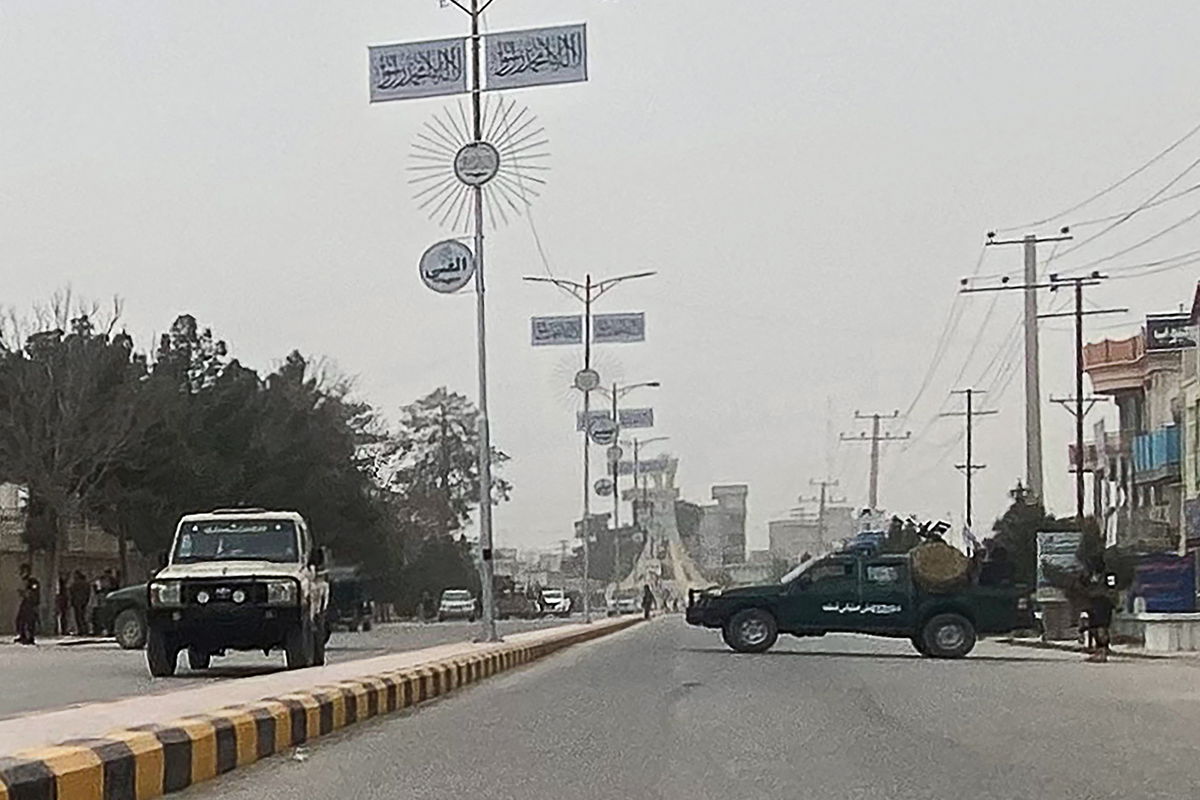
top-left (419, 240), bottom-right (475, 293)
top-left (606, 444), bottom-right (624, 464)
top-left (594, 478), bottom-right (614, 497)
top-left (589, 416), bottom-right (618, 446)
top-left (574, 369), bottom-right (601, 392)
top-left (454, 141), bottom-right (500, 187)
top-left (632, 532), bottom-right (645, 545)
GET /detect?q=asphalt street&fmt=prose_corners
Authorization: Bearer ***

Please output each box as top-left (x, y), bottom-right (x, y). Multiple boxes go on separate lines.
top-left (0, 618), bottom-right (569, 719)
top-left (183, 616), bottom-right (1200, 800)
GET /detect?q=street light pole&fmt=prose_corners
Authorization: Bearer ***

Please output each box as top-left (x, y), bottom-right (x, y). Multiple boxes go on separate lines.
top-left (523, 270), bottom-right (656, 623)
top-left (602, 381), bottom-right (659, 586)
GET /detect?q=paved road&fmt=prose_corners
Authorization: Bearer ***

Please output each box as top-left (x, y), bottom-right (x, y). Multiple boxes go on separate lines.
top-left (185, 617), bottom-right (1200, 800)
top-left (0, 618), bottom-right (571, 719)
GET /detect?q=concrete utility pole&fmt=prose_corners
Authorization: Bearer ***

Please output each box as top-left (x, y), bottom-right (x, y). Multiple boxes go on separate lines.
top-left (1042, 272), bottom-right (1125, 523)
top-left (799, 479), bottom-right (844, 549)
top-left (939, 389), bottom-right (998, 527)
top-left (840, 412), bottom-right (911, 512)
top-left (978, 229), bottom-right (1073, 505)
top-left (601, 382), bottom-right (659, 585)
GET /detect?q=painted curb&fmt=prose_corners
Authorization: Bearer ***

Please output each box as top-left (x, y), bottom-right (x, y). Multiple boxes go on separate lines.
top-left (0, 617), bottom-right (641, 800)
top-left (997, 636), bottom-right (1169, 660)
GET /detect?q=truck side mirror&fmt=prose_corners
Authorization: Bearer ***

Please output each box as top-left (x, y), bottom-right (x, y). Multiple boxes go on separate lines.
top-left (311, 547), bottom-right (328, 569)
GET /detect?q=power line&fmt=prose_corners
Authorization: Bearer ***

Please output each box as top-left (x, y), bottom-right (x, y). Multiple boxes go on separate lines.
top-left (1065, 203), bottom-right (1200, 274)
top-left (1067, 181), bottom-right (1200, 229)
top-left (993, 115), bottom-right (1200, 234)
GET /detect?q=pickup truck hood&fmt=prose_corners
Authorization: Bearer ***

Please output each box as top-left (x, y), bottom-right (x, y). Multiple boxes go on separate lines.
top-left (716, 584), bottom-right (783, 599)
top-left (155, 561), bottom-right (305, 580)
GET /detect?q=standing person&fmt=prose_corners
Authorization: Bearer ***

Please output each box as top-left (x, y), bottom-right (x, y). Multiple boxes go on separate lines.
top-left (641, 584), bottom-right (655, 620)
top-left (69, 571), bottom-right (93, 635)
top-left (1086, 573), bottom-right (1117, 663)
top-left (14, 564), bottom-right (40, 645)
top-left (55, 575), bottom-right (71, 636)
top-left (419, 590), bottom-right (435, 624)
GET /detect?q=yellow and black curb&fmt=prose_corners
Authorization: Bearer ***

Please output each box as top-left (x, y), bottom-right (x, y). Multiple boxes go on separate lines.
top-left (0, 617), bottom-right (640, 800)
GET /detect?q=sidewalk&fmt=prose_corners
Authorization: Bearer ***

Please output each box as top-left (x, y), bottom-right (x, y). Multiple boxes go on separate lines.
top-left (999, 636), bottom-right (1200, 663)
top-left (1, 636), bottom-right (114, 648)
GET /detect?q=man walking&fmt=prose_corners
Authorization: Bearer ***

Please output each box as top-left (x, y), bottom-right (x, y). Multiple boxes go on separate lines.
top-left (69, 571), bottom-right (92, 635)
top-left (641, 584), bottom-right (655, 621)
top-left (14, 564), bottom-right (41, 645)
top-left (1086, 573), bottom-right (1117, 663)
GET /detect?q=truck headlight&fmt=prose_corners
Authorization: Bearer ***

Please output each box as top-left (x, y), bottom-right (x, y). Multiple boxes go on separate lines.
top-left (150, 581), bottom-right (182, 607)
top-left (266, 580), bottom-right (298, 606)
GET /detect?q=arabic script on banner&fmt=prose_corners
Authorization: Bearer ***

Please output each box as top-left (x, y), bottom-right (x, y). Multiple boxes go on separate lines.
top-left (484, 24), bottom-right (588, 91)
top-left (369, 38), bottom-right (467, 102)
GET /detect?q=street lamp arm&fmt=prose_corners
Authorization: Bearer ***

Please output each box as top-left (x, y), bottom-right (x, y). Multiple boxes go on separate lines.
top-left (594, 271), bottom-right (657, 297)
top-left (522, 274), bottom-right (586, 302)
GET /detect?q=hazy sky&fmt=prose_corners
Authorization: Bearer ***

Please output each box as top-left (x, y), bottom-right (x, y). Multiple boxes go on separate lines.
top-left (2, 1), bottom-right (1199, 551)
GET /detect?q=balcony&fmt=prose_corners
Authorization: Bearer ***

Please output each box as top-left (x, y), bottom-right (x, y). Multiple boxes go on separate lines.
top-left (1083, 335), bottom-right (1145, 394)
top-left (1133, 426), bottom-right (1181, 484)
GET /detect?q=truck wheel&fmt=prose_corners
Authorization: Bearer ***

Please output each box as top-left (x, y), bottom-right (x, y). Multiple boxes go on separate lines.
top-left (114, 609), bottom-right (147, 650)
top-left (187, 647), bottom-right (211, 670)
top-left (146, 627), bottom-right (178, 677)
top-left (285, 623), bottom-right (314, 669)
top-left (361, 618), bottom-right (372, 632)
top-left (920, 613), bottom-right (976, 659)
top-left (723, 608), bottom-right (778, 653)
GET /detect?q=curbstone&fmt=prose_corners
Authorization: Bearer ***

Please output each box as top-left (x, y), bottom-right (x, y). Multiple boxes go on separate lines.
top-left (0, 616), bottom-right (641, 800)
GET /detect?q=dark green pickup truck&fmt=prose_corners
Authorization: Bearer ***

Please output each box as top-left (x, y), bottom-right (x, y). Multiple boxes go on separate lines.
top-left (686, 551), bottom-right (1032, 658)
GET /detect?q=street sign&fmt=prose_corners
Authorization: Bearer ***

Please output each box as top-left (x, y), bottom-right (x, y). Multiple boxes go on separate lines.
top-left (588, 416), bottom-right (618, 446)
top-left (483, 23), bottom-right (588, 92)
top-left (531, 315), bottom-right (583, 346)
top-left (607, 445), bottom-right (624, 464)
top-left (593, 312), bottom-right (645, 343)
top-left (573, 369), bottom-right (601, 392)
top-left (576, 408), bottom-right (654, 431)
top-left (419, 240), bottom-right (475, 293)
top-left (369, 38), bottom-right (468, 102)
top-left (1146, 313), bottom-right (1197, 352)
top-left (618, 456), bottom-right (670, 476)
top-left (594, 478), bottom-right (614, 497)
top-left (454, 141), bottom-right (500, 186)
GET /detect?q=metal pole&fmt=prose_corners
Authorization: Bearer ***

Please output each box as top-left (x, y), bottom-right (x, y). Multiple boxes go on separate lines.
top-left (1023, 234), bottom-right (1045, 505)
top-left (581, 274), bottom-right (592, 623)
top-left (868, 414), bottom-right (881, 511)
top-left (611, 383), bottom-right (620, 584)
top-left (817, 481), bottom-right (827, 548)
top-left (631, 438), bottom-right (640, 528)
top-left (1074, 280), bottom-right (1086, 523)
top-left (965, 388), bottom-right (974, 527)
top-left (468, 0), bottom-right (497, 643)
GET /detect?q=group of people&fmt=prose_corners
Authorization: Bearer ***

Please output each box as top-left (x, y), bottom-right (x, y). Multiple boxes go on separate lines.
top-left (11, 564), bottom-right (120, 646)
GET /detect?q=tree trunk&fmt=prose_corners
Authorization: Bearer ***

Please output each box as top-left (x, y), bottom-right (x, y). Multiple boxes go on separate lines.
top-left (118, 533), bottom-right (128, 587)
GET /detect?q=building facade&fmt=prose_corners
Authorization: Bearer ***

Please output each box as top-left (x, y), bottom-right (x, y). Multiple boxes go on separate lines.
top-left (695, 485), bottom-right (748, 574)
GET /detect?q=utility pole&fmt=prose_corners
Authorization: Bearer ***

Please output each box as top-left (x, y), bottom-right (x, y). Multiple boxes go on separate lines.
top-left (977, 229), bottom-right (1073, 505)
top-left (840, 411), bottom-right (911, 512)
top-left (1041, 271), bottom-right (1125, 523)
top-left (799, 479), bottom-right (844, 549)
top-left (939, 389), bottom-right (998, 527)
top-left (523, 270), bottom-right (655, 622)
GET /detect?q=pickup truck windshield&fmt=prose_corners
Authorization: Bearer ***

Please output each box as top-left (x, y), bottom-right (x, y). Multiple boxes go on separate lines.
top-left (173, 520), bottom-right (300, 564)
top-left (779, 558), bottom-right (820, 584)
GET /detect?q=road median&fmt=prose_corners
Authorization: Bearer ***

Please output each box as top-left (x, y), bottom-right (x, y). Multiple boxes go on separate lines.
top-left (0, 615), bottom-right (641, 800)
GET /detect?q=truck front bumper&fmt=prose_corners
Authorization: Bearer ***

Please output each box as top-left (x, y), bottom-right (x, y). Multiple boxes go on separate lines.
top-left (148, 606), bottom-right (303, 650)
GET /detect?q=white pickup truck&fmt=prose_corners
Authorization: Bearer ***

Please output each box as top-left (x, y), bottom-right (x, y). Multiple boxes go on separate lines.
top-left (146, 509), bottom-right (329, 676)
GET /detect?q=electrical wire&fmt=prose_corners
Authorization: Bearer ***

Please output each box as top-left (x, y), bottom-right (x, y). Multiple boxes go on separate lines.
top-left (993, 115), bottom-right (1200, 234)
top-left (1065, 204), bottom-right (1200, 273)
top-left (1066, 181), bottom-right (1200, 229)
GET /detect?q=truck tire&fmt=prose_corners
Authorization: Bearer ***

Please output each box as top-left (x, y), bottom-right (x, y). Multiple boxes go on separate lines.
top-left (146, 627), bottom-right (178, 677)
top-left (910, 635), bottom-right (930, 657)
top-left (285, 623), bottom-right (314, 669)
top-left (722, 608), bottom-right (778, 653)
top-left (187, 647), bottom-right (211, 670)
top-left (311, 620), bottom-right (327, 667)
top-left (920, 613), bottom-right (976, 659)
top-left (114, 608), bottom-right (147, 650)
top-left (361, 618), bottom-right (372, 632)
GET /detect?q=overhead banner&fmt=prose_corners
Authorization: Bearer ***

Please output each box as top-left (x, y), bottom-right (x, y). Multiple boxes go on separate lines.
top-left (575, 408), bottom-right (655, 432)
top-left (484, 23), bottom-right (588, 92)
top-left (617, 456), bottom-right (671, 476)
top-left (1145, 313), bottom-right (1197, 352)
top-left (531, 315), bottom-right (583, 346)
top-left (593, 312), bottom-right (645, 344)
top-left (369, 37), bottom-right (468, 102)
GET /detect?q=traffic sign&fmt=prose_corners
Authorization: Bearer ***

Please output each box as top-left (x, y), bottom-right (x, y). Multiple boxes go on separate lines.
top-left (594, 478), bottom-right (614, 497)
top-left (574, 368), bottom-right (601, 392)
top-left (454, 141), bottom-right (500, 186)
top-left (419, 240), bottom-right (475, 293)
top-left (588, 416), bottom-right (618, 446)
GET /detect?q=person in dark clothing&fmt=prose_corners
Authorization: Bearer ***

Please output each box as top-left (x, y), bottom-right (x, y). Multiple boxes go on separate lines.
top-left (14, 564), bottom-right (40, 645)
top-left (420, 590), bottom-right (436, 624)
top-left (55, 575), bottom-right (71, 636)
top-left (69, 571), bottom-right (92, 635)
top-left (1085, 574), bottom-right (1117, 663)
top-left (641, 585), bottom-right (655, 620)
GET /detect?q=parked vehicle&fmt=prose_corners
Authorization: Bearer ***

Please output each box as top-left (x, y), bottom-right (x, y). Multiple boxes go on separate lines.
top-left (438, 588), bottom-right (477, 622)
top-left (540, 588), bottom-right (572, 617)
top-left (687, 549), bottom-right (1032, 658)
top-left (496, 592), bottom-right (540, 620)
top-left (327, 566), bottom-right (374, 632)
top-left (607, 591), bottom-right (640, 616)
top-left (146, 508), bottom-right (330, 676)
top-left (94, 583), bottom-right (149, 649)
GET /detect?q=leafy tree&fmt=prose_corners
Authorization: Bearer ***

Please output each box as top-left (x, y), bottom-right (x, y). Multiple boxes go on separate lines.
top-left (986, 483), bottom-right (1081, 587)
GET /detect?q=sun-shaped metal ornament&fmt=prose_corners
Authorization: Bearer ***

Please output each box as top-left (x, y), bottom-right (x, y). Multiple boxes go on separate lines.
top-left (408, 94), bottom-right (550, 233)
